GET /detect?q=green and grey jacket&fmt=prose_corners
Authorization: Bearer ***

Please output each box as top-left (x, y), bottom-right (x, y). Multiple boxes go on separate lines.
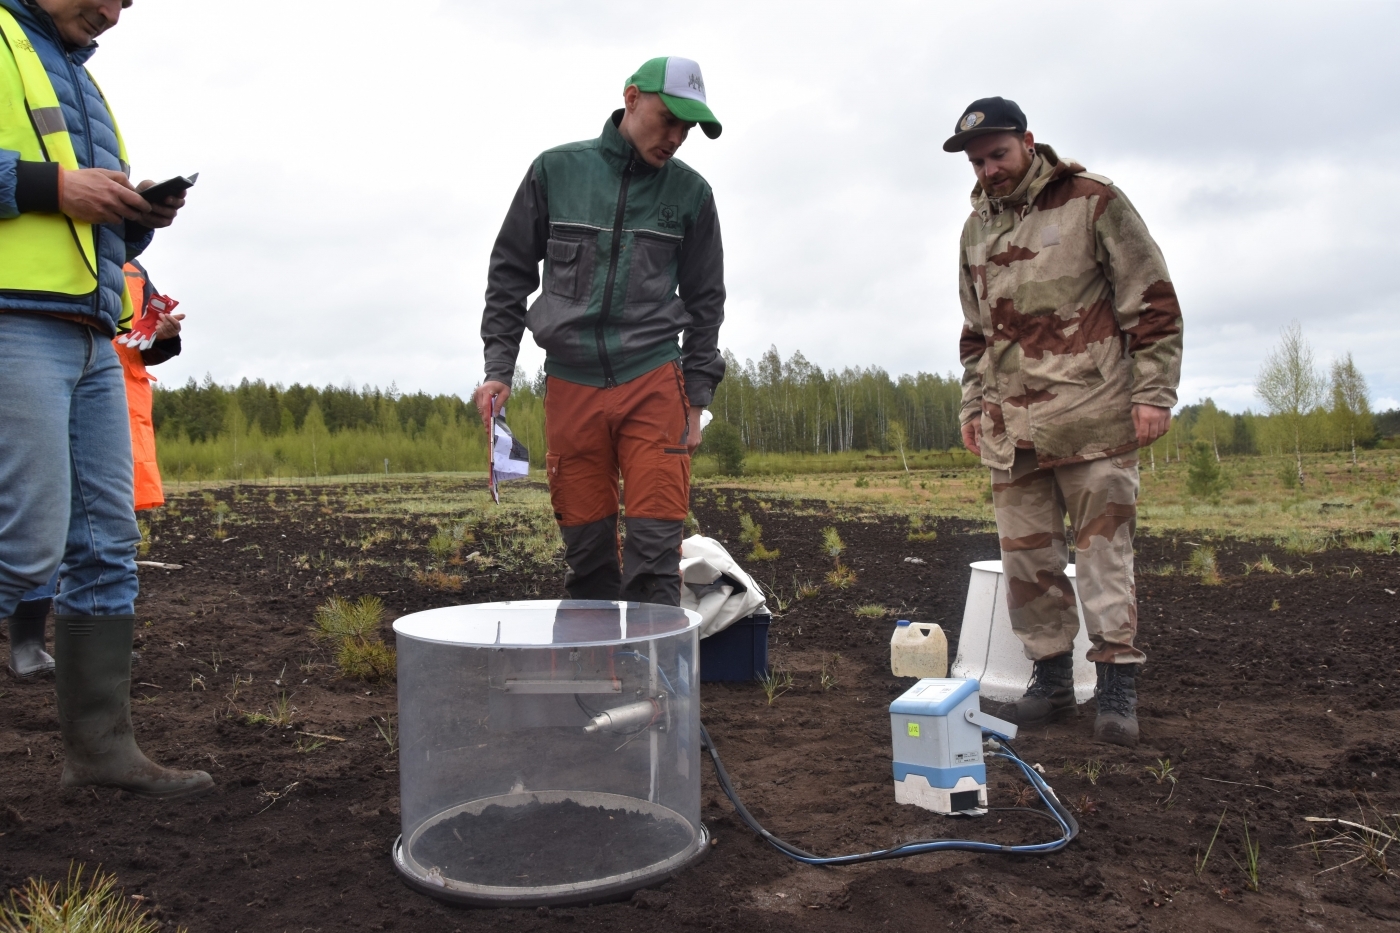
top-left (958, 145), bottom-right (1183, 470)
top-left (481, 111), bottom-right (726, 406)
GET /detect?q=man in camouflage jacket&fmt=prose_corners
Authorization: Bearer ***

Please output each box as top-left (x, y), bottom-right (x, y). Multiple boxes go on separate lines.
top-left (948, 98), bottom-right (1182, 747)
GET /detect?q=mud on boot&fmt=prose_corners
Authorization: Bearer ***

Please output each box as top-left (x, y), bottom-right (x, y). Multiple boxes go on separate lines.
top-left (55, 615), bottom-right (214, 799)
top-left (995, 653), bottom-right (1077, 727)
top-left (1094, 662), bottom-right (1141, 748)
top-left (7, 597), bottom-right (55, 678)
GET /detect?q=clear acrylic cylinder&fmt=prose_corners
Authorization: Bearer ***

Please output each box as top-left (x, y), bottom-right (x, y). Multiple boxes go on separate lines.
top-left (391, 600), bottom-right (707, 906)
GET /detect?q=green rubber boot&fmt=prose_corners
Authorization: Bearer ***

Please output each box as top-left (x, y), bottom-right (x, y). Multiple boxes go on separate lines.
top-left (7, 598), bottom-right (55, 678)
top-left (54, 615), bottom-right (214, 798)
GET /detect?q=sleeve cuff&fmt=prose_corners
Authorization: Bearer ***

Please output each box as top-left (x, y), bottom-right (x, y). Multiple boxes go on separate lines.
top-left (14, 161), bottom-right (59, 213)
top-left (685, 386), bottom-right (713, 407)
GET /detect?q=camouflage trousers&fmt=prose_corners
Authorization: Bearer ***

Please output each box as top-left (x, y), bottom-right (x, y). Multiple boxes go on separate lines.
top-left (990, 448), bottom-right (1145, 665)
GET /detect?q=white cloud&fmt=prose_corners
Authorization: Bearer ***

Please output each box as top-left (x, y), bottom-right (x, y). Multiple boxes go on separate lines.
top-left (85, 0), bottom-right (1399, 411)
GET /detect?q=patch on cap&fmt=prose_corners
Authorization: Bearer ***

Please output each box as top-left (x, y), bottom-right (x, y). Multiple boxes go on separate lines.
top-left (960, 111), bottom-right (985, 131)
top-left (662, 57), bottom-right (707, 104)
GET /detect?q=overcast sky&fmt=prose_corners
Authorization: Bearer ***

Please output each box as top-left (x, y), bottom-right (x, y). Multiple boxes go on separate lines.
top-left (95, 0), bottom-right (1400, 412)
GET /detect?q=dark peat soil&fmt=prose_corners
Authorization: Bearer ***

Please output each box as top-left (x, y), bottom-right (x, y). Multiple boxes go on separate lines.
top-left (2, 477), bottom-right (1399, 932)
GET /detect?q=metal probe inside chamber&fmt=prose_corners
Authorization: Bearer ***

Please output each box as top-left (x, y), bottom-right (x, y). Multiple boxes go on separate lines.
top-left (583, 696), bottom-right (666, 733)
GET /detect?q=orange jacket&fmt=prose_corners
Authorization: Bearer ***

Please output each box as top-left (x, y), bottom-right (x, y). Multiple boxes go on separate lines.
top-left (118, 263), bottom-right (164, 510)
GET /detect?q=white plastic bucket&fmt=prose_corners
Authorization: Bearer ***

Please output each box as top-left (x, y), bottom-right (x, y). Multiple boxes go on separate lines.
top-left (950, 560), bottom-right (1097, 704)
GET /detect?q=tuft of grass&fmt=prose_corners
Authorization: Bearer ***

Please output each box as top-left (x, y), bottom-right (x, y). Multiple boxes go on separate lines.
top-left (1280, 529), bottom-right (1325, 555)
top-left (1231, 814), bottom-right (1262, 892)
top-left (1252, 554), bottom-right (1278, 574)
top-left (225, 672), bottom-right (252, 703)
top-left (853, 604), bottom-right (887, 619)
top-left (1146, 758), bottom-right (1179, 805)
top-left (413, 569), bottom-right (463, 591)
top-left (759, 667), bottom-right (795, 705)
top-left (1351, 531), bottom-right (1396, 555)
top-left (1297, 808), bottom-right (1399, 880)
top-left (907, 530), bottom-right (938, 542)
top-left (821, 527), bottom-right (846, 560)
top-left (373, 715), bottom-right (397, 755)
top-left (427, 530), bottom-right (457, 562)
top-left (0, 864), bottom-right (187, 933)
top-left (1187, 546), bottom-right (1222, 585)
top-left (242, 711), bottom-right (271, 727)
top-left (269, 691), bottom-right (296, 728)
top-left (793, 578), bottom-right (820, 601)
top-left (820, 653), bottom-right (841, 691)
top-left (1083, 757), bottom-right (1105, 785)
top-left (1195, 809), bottom-right (1228, 877)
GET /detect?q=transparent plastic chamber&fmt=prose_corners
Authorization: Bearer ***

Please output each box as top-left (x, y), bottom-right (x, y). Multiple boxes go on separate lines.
top-left (391, 600), bottom-right (707, 906)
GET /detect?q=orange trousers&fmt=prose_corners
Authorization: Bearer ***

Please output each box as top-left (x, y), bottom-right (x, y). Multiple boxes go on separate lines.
top-left (544, 361), bottom-right (692, 604)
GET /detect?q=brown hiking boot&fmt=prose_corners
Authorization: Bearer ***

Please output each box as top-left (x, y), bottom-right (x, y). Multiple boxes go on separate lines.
top-left (55, 615), bottom-right (214, 798)
top-left (995, 653), bottom-right (1077, 727)
top-left (1093, 662), bottom-right (1141, 748)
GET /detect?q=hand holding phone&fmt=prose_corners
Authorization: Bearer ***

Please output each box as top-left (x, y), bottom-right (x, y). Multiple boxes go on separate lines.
top-left (137, 172), bottom-right (198, 206)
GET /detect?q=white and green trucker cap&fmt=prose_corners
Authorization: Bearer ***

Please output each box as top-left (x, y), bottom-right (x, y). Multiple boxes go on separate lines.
top-left (624, 56), bottom-right (722, 138)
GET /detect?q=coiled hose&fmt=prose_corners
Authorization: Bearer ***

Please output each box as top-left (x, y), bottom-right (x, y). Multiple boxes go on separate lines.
top-left (699, 723), bottom-right (1079, 866)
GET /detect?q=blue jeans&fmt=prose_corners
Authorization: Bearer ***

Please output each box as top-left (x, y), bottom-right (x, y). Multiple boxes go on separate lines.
top-left (19, 569), bottom-right (60, 604)
top-left (0, 313), bottom-right (140, 618)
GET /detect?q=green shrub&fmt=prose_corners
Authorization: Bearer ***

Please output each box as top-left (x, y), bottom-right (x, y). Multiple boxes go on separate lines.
top-left (701, 420), bottom-right (746, 476)
top-left (0, 864), bottom-right (186, 933)
top-left (312, 595), bottom-right (396, 683)
top-left (1186, 441), bottom-right (1226, 500)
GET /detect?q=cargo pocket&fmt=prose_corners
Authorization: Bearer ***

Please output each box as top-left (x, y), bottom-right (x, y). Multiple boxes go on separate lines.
top-left (546, 238), bottom-right (583, 299)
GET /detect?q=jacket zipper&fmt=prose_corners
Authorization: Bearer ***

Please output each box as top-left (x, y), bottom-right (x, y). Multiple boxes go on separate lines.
top-left (595, 154), bottom-right (635, 389)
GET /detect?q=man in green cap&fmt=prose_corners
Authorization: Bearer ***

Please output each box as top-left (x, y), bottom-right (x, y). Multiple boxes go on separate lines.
top-left (476, 57), bottom-right (727, 606)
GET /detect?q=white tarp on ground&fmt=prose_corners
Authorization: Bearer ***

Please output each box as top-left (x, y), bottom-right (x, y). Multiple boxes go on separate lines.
top-left (680, 535), bottom-right (768, 638)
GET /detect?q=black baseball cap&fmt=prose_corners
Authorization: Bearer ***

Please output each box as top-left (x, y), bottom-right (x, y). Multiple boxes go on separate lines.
top-left (943, 97), bottom-right (1028, 152)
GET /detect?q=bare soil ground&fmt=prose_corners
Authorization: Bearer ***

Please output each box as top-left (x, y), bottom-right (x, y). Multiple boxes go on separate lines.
top-left (3, 477), bottom-right (1399, 932)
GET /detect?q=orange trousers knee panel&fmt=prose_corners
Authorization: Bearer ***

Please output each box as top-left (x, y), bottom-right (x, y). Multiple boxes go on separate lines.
top-left (544, 362), bottom-right (692, 527)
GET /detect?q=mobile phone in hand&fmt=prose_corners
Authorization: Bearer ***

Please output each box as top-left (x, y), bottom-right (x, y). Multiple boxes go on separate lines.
top-left (138, 173), bottom-right (199, 206)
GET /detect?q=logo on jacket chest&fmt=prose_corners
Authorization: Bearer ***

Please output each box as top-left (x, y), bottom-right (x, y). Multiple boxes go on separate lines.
top-left (658, 203), bottom-right (680, 230)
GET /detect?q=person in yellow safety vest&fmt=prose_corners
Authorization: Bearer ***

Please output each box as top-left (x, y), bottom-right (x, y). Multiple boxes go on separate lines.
top-left (6, 259), bottom-right (183, 679)
top-left (0, 0), bottom-right (213, 798)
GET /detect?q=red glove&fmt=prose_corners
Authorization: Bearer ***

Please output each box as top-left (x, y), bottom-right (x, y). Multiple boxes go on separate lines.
top-left (116, 293), bottom-right (179, 351)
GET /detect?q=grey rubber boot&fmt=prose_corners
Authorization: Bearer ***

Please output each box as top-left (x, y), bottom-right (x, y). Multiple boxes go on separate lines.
top-left (7, 598), bottom-right (55, 678)
top-left (54, 615), bottom-right (214, 798)
top-left (1093, 662), bottom-right (1141, 748)
top-left (995, 653), bottom-right (1077, 727)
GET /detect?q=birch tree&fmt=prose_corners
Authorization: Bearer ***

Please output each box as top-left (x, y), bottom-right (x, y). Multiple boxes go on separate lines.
top-left (1330, 352), bottom-right (1373, 466)
top-left (1256, 321), bottom-right (1326, 486)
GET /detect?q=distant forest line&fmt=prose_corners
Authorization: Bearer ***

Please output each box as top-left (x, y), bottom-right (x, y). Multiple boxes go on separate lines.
top-left (149, 346), bottom-right (1396, 481)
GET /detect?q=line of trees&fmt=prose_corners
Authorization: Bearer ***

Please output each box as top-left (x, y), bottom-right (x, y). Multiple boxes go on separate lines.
top-left (152, 331), bottom-right (1390, 481)
top-left (152, 377), bottom-right (545, 481)
top-left (708, 347), bottom-right (964, 455)
top-left (1147, 322), bottom-right (1381, 481)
